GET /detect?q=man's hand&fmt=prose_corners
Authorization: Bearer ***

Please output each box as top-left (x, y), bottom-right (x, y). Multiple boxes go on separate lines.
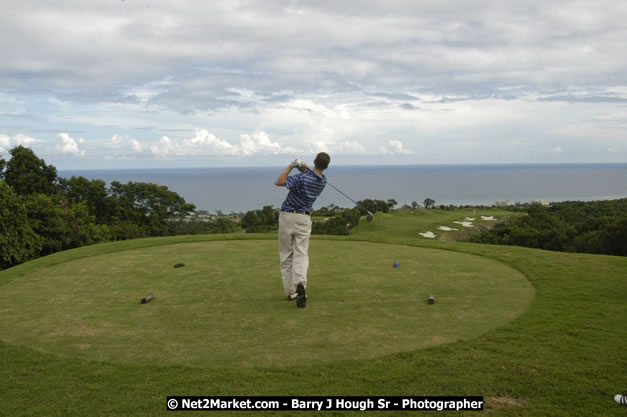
top-left (276, 160), bottom-right (309, 186)
top-left (290, 159), bottom-right (305, 169)
top-left (290, 159), bottom-right (309, 172)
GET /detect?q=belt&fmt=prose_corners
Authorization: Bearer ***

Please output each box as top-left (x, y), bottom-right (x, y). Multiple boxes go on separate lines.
top-left (281, 209), bottom-right (311, 215)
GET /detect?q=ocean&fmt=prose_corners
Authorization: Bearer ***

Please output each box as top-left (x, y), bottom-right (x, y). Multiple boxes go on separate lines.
top-left (58, 164), bottom-right (627, 213)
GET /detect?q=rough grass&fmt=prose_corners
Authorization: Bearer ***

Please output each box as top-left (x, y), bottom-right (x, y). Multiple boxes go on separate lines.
top-left (1, 208), bottom-right (626, 417)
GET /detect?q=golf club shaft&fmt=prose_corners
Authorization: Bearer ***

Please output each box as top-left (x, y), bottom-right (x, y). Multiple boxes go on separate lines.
top-left (306, 168), bottom-right (373, 215)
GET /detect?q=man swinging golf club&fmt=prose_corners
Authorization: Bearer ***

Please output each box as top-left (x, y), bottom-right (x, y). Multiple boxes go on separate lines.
top-left (275, 152), bottom-right (330, 308)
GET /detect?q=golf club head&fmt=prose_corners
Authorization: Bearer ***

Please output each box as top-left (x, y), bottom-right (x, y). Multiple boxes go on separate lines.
top-left (367, 212), bottom-right (373, 222)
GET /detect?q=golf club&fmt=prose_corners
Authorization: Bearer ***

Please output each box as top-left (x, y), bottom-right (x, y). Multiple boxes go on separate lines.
top-left (306, 167), bottom-right (374, 222)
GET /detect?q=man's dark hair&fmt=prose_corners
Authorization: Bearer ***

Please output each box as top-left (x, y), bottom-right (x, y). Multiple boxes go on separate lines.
top-left (314, 152), bottom-right (330, 170)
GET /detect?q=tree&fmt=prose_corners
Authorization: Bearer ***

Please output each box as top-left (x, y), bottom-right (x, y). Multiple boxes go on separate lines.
top-left (470, 198), bottom-right (627, 257)
top-left (600, 216), bottom-right (627, 256)
top-left (22, 194), bottom-right (102, 255)
top-left (259, 205), bottom-right (278, 227)
top-left (356, 199), bottom-right (390, 215)
top-left (316, 204), bottom-right (345, 216)
top-left (387, 199), bottom-right (398, 209)
top-left (0, 147), bottom-right (203, 267)
top-left (411, 201), bottom-right (419, 209)
top-left (212, 218), bottom-right (238, 234)
top-left (3, 146), bottom-right (58, 196)
top-left (109, 181), bottom-right (196, 237)
top-left (240, 206), bottom-right (278, 233)
top-left (168, 217), bottom-right (238, 235)
top-left (240, 210), bottom-right (260, 232)
top-left (0, 182), bottom-right (42, 269)
top-left (312, 208), bottom-right (361, 235)
top-left (423, 198), bottom-right (436, 209)
top-left (59, 176), bottom-right (113, 223)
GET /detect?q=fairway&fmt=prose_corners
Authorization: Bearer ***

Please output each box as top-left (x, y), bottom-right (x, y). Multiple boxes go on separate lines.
top-left (0, 239), bottom-right (533, 368)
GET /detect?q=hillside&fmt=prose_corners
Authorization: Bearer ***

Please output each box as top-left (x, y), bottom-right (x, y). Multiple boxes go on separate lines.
top-left (1, 211), bottom-right (626, 416)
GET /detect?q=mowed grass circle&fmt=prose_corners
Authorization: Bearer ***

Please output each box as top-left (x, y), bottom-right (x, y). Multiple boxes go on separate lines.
top-left (0, 239), bottom-right (534, 368)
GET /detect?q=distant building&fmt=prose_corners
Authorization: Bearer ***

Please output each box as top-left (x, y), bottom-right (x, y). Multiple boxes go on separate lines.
top-left (495, 200), bottom-right (515, 207)
top-left (531, 199), bottom-right (550, 206)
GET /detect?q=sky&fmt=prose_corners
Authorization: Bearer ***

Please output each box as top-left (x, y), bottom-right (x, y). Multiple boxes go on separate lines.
top-left (1, 0), bottom-right (626, 169)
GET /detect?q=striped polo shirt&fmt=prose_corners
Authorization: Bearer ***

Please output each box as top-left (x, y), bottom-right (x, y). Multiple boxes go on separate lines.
top-left (281, 169), bottom-right (326, 212)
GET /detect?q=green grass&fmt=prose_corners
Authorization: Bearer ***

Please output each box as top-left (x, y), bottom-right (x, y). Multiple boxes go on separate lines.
top-left (350, 207), bottom-right (518, 241)
top-left (1, 208), bottom-right (626, 416)
top-left (0, 240), bottom-right (532, 368)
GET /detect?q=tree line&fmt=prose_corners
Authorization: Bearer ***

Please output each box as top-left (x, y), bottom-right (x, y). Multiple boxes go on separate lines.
top-left (238, 198), bottom-right (394, 235)
top-left (470, 199), bottom-right (627, 256)
top-left (14, 143), bottom-right (619, 269)
top-left (0, 146), bottom-right (398, 270)
top-left (1, 146), bottom-right (197, 270)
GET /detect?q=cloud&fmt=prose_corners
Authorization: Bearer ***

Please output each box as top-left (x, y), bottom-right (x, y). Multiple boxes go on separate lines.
top-left (150, 136), bottom-right (178, 158)
top-left (1, 2), bottom-right (627, 167)
top-left (4, 1), bottom-right (626, 104)
top-left (0, 133), bottom-right (42, 153)
top-left (184, 129), bottom-right (238, 155)
top-left (538, 95), bottom-right (627, 103)
top-left (56, 133), bottom-right (85, 156)
top-left (106, 134), bottom-right (145, 155)
top-left (149, 129), bottom-right (296, 159)
top-left (150, 129), bottom-right (235, 158)
top-left (380, 140), bottom-right (413, 155)
top-left (238, 131), bottom-right (298, 156)
top-left (332, 140), bottom-right (368, 154)
top-left (130, 138), bottom-right (143, 153)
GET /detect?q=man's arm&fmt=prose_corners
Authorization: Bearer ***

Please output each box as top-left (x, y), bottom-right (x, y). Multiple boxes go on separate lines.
top-left (275, 165), bottom-right (293, 186)
top-left (275, 163), bottom-right (309, 186)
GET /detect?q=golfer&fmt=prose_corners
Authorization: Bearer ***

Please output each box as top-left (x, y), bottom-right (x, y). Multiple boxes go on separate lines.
top-left (274, 152), bottom-right (330, 308)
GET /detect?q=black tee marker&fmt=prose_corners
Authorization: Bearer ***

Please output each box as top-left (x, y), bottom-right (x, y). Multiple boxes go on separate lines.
top-left (141, 294), bottom-right (155, 304)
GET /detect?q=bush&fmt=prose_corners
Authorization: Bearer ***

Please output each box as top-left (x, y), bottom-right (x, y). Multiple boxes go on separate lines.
top-left (356, 199), bottom-right (389, 214)
top-left (0, 182), bottom-right (42, 269)
top-left (169, 217), bottom-right (239, 235)
top-left (313, 208), bottom-right (361, 235)
top-left (470, 198), bottom-right (627, 256)
top-left (241, 206), bottom-right (278, 233)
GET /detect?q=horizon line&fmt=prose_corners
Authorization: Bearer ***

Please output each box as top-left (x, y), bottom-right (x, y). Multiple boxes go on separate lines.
top-left (57, 161), bottom-right (627, 172)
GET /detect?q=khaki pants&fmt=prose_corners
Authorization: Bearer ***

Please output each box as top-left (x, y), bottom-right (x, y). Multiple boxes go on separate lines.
top-left (278, 211), bottom-right (312, 296)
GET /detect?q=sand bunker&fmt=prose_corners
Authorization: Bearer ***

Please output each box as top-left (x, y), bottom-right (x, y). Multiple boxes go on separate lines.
top-left (464, 217), bottom-right (476, 221)
top-left (454, 221), bottom-right (474, 228)
top-left (438, 226), bottom-right (459, 231)
top-left (419, 231), bottom-right (436, 238)
top-left (481, 216), bottom-right (496, 221)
